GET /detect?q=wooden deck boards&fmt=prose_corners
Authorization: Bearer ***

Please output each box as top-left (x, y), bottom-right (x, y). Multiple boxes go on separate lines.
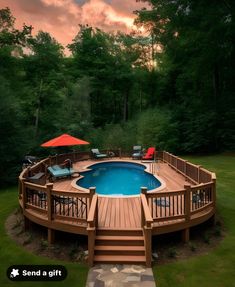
top-left (49, 160), bottom-right (192, 229)
top-left (97, 197), bottom-right (141, 229)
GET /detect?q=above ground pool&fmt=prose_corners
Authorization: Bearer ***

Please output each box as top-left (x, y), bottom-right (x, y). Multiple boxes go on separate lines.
top-left (76, 161), bottom-right (161, 196)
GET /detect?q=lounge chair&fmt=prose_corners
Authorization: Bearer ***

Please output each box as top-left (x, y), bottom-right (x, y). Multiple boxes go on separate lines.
top-left (91, 149), bottom-right (107, 159)
top-left (132, 145), bottom-right (142, 159)
top-left (47, 165), bottom-right (75, 180)
top-left (142, 147), bottom-right (156, 161)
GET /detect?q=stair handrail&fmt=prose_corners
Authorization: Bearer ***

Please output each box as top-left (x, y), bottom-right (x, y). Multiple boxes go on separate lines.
top-left (87, 190), bottom-right (98, 266)
top-left (140, 187), bottom-right (153, 267)
top-left (87, 193), bottom-right (98, 228)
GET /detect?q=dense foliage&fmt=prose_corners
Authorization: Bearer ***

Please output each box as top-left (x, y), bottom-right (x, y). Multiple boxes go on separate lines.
top-left (0, 4), bottom-right (234, 185)
top-left (136, 0), bottom-right (235, 152)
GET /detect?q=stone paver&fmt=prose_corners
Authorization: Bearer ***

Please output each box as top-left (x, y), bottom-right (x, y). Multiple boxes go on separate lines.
top-left (86, 265), bottom-right (156, 287)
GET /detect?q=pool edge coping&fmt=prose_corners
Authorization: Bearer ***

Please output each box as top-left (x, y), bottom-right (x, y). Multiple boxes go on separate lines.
top-left (71, 159), bottom-right (166, 198)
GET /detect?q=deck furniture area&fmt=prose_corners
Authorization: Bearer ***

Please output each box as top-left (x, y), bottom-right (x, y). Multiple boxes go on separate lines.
top-left (47, 165), bottom-right (76, 180)
top-left (91, 149), bottom-right (108, 159)
top-left (132, 145), bottom-right (142, 159)
top-left (142, 147), bottom-right (155, 161)
top-left (19, 150), bottom-right (216, 267)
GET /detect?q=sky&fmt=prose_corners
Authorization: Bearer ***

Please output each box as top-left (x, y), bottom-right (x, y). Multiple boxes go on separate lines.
top-left (0, 0), bottom-right (146, 48)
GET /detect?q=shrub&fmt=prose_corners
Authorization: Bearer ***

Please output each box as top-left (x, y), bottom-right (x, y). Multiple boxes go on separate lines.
top-left (189, 241), bottom-right (196, 252)
top-left (23, 232), bottom-right (32, 245)
top-left (136, 108), bottom-right (179, 152)
top-left (40, 239), bottom-right (48, 250)
top-left (167, 247), bottom-right (177, 258)
top-left (203, 233), bottom-right (210, 244)
top-left (214, 225), bottom-right (222, 237)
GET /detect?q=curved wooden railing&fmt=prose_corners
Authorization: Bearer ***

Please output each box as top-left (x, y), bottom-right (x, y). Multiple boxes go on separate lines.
top-left (19, 154), bottom-right (95, 232)
top-left (142, 151), bottom-right (216, 226)
top-left (19, 150), bottom-right (216, 266)
top-left (160, 151), bottom-right (213, 184)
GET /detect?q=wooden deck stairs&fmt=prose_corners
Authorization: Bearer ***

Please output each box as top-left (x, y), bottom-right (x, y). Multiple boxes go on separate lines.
top-left (93, 228), bottom-right (146, 264)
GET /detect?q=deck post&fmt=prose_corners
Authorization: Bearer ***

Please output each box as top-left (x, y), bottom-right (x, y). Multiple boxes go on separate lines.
top-left (72, 151), bottom-right (75, 163)
top-left (183, 184), bottom-right (191, 240)
top-left (18, 178), bottom-right (22, 200)
top-left (119, 148), bottom-right (121, 158)
top-left (184, 184), bottom-right (191, 222)
top-left (89, 187), bottom-right (96, 198)
top-left (22, 178), bottom-right (26, 209)
top-left (141, 187), bottom-right (147, 194)
top-left (46, 183), bottom-right (54, 222)
top-left (24, 216), bottom-right (31, 231)
top-left (197, 165), bottom-right (201, 183)
top-left (49, 155), bottom-right (52, 166)
top-left (48, 228), bottom-right (55, 245)
top-left (87, 194), bottom-right (98, 266)
top-left (184, 160), bottom-right (188, 178)
top-left (144, 225), bottom-right (152, 267)
top-left (87, 226), bottom-right (95, 267)
top-left (141, 188), bottom-right (153, 267)
top-left (182, 228), bottom-right (190, 243)
top-left (141, 187), bottom-right (147, 227)
top-left (212, 173), bottom-right (216, 208)
top-left (211, 173), bottom-right (217, 225)
top-left (89, 187), bottom-right (97, 227)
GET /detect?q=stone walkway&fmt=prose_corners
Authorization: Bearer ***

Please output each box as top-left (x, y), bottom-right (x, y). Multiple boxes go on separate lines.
top-left (86, 264), bottom-right (156, 287)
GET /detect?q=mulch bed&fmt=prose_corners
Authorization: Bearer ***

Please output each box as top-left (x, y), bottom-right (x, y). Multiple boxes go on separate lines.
top-left (5, 208), bottom-right (224, 265)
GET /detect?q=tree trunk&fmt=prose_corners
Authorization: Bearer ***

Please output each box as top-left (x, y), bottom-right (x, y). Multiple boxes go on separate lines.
top-left (213, 64), bottom-right (220, 150)
top-left (35, 78), bottom-right (43, 137)
top-left (123, 89), bottom-right (129, 122)
top-left (139, 88), bottom-right (142, 112)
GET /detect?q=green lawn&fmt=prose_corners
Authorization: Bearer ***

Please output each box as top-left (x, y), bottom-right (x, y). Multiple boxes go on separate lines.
top-left (0, 187), bottom-right (89, 287)
top-left (0, 155), bottom-right (234, 286)
top-left (153, 154), bottom-right (235, 287)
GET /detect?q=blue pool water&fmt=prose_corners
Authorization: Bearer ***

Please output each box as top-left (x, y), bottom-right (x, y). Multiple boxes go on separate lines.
top-left (76, 161), bottom-right (161, 196)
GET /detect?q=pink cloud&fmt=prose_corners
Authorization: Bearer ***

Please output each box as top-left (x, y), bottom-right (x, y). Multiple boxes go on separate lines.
top-left (0, 0), bottom-right (146, 50)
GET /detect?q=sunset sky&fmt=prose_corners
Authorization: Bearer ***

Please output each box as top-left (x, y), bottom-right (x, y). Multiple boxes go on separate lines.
top-left (0, 0), bottom-right (146, 48)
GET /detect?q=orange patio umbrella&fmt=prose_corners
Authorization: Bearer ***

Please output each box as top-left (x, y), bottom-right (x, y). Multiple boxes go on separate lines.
top-left (41, 133), bottom-right (89, 147)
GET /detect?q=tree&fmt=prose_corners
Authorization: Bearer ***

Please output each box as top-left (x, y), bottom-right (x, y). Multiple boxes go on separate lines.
top-left (23, 31), bottom-right (65, 138)
top-left (136, 0), bottom-right (235, 152)
top-left (68, 26), bottom-right (150, 125)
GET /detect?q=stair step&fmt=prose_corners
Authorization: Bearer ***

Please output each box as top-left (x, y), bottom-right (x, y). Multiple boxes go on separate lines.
top-left (94, 245), bottom-right (145, 255)
top-left (96, 228), bottom-right (143, 236)
top-left (95, 235), bottom-right (144, 241)
top-left (95, 235), bottom-right (144, 246)
top-left (94, 255), bottom-right (146, 264)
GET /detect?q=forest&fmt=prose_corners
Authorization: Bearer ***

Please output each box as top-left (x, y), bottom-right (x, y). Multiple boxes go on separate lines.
top-left (0, 1), bottom-right (234, 185)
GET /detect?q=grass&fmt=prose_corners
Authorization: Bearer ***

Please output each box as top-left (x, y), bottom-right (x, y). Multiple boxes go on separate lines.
top-left (0, 154), bottom-right (234, 286)
top-left (153, 154), bottom-right (235, 287)
top-left (0, 187), bottom-right (88, 287)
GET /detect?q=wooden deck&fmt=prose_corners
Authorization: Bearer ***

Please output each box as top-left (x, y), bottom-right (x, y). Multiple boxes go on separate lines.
top-left (19, 152), bottom-right (216, 266)
top-left (98, 197), bottom-right (141, 228)
top-left (53, 160), bottom-right (188, 193)
top-left (52, 160), bottom-right (189, 229)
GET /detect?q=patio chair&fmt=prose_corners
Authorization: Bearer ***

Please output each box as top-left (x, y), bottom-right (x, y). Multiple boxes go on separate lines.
top-left (47, 164), bottom-right (76, 180)
top-left (142, 147), bottom-right (156, 161)
top-left (192, 193), bottom-right (201, 203)
top-left (54, 195), bottom-right (87, 216)
top-left (91, 149), bottom-right (107, 159)
top-left (54, 195), bottom-right (76, 205)
top-left (132, 145), bottom-right (142, 159)
top-left (155, 198), bottom-right (170, 207)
